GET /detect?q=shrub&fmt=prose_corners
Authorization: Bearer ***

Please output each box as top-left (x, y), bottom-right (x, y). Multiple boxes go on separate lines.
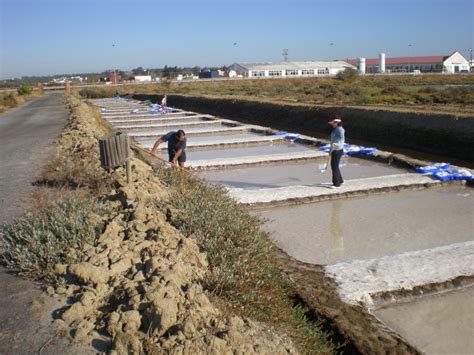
top-left (355, 95), bottom-right (372, 104)
top-left (1, 93), bottom-right (19, 108)
top-left (342, 85), bottom-right (362, 96)
top-left (381, 86), bottom-right (401, 95)
top-left (79, 88), bottom-right (109, 99)
top-left (17, 84), bottom-right (33, 95)
top-left (417, 86), bottom-right (438, 94)
top-left (152, 165), bottom-right (336, 353)
top-left (336, 68), bottom-right (359, 82)
top-left (0, 197), bottom-right (110, 284)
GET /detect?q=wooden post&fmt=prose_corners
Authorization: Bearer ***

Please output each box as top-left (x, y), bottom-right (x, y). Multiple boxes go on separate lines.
top-left (125, 135), bottom-right (132, 184)
top-left (180, 168), bottom-right (185, 195)
top-left (65, 81), bottom-right (71, 95)
top-left (98, 132), bottom-right (132, 184)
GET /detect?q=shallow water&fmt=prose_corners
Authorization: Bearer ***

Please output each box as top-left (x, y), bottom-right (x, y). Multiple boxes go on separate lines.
top-left (199, 157), bottom-right (408, 189)
top-left (254, 186), bottom-right (474, 265)
top-left (185, 142), bottom-right (314, 160)
top-left (373, 286), bottom-right (474, 354)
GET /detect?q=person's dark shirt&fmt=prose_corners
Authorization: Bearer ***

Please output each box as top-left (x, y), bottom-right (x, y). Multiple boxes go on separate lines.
top-left (161, 131), bottom-right (186, 152)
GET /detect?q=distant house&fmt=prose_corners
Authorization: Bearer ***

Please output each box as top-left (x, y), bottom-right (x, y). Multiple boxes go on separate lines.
top-left (134, 75), bottom-right (152, 82)
top-left (107, 73), bottom-right (120, 84)
top-left (228, 61), bottom-right (356, 78)
top-left (348, 51), bottom-right (470, 73)
top-left (198, 69), bottom-right (220, 79)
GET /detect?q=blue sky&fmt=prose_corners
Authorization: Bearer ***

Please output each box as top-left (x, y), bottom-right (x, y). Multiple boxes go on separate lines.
top-left (1, 0), bottom-right (473, 79)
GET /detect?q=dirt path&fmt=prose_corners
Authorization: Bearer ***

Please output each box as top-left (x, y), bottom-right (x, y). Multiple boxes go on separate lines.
top-left (0, 94), bottom-right (95, 354)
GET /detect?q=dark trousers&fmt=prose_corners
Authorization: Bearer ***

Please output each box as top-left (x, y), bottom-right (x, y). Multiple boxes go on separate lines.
top-left (331, 149), bottom-right (344, 186)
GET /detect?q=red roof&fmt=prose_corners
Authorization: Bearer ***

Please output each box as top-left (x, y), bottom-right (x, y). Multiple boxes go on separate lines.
top-left (347, 56), bottom-right (447, 66)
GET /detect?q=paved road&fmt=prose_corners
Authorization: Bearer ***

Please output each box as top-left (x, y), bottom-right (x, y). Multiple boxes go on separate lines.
top-left (0, 94), bottom-right (95, 354)
top-left (0, 93), bottom-right (67, 223)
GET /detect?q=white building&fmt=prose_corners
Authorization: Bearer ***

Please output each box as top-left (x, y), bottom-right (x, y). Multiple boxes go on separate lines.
top-left (229, 61), bottom-right (356, 78)
top-left (134, 75), bottom-right (152, 82)
top-left (349, 51), bottom-right (470, 74)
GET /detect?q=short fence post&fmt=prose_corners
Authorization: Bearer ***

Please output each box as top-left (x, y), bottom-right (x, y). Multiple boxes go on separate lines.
top-left (65, 81), bottom-right (71, 95)
top-left (125, 135), bottom-right (132, 183)
top-left (98, 132), bottom-right (132, 184)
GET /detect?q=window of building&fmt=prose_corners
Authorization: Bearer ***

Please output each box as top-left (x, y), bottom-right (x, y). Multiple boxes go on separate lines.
top-left (286, 69), bottom-right (299, 76)
top-left (251, 71), bottom-right (265, 77)
top-left (317, 68), bottom-right (329, 75)
top-left (268, 70), bottom-right (282, 76)
top-left (301, 69), bottom-right (315, 75)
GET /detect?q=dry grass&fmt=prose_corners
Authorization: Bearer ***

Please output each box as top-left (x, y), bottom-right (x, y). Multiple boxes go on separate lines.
top-left (0, 91), bottom-right (42, 114)
top-left (0, 92), bottom-right (26, 113)
top-left (38, 95), bottom-right (113, 194)
top-left (0, 94), bottom-right (116, 286)
top-left (153, 165), bottom-right (337, 354)
top-left (77, 74), bottom-right (474, 112)
top-left (0, 195), bottom-right (110, 284)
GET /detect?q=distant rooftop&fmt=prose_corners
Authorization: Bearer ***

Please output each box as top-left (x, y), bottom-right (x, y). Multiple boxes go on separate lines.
top-left (347, 56), bottom-right (448, 66)
top-left (234, 61), bottom-right (355, 71)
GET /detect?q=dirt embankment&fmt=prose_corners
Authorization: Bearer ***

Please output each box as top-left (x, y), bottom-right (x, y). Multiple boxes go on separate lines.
top-left (31, 96), bottom-right (298, 353)
top-left (133, 94), bottom-right (474, 163)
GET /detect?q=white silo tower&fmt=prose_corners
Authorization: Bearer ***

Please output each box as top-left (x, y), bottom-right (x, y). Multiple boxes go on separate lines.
top-left (358, 57), bottom-right (366, 74)
top-left (379, 53), bottom-right (386, 73)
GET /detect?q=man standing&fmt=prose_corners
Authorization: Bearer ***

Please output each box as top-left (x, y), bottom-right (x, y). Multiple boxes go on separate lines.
top-left (161, 95), bottom-right (168, 108)
top-left (328, 118), bottom-right (345, 188)
top-left (150, 130), bottom-right (186, 168)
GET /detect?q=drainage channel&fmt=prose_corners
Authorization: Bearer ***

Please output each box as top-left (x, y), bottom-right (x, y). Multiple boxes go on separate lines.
top-left (90, 97), bottom-right (474, 354)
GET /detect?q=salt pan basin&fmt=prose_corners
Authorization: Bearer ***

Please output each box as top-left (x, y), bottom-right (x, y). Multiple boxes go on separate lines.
top-left (373, 286), bottom-right (474, 355)
top-left (137, 132), bottom-right (268, 149)
top-left (254, 186), bottom-right (473, 265)
top-left (199, 157), bottom-right (408, 189)
top-left (184, 142), bottom-right (314, 160)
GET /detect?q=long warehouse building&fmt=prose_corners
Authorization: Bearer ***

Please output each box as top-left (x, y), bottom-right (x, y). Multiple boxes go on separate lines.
top-left (348, 51), bottom-right (470, 73)
top-left (229, 61), bottom-right (356, 78)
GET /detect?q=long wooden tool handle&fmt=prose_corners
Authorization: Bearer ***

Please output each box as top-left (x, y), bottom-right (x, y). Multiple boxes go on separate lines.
top-left (130, 143), bottom-right (198, 177)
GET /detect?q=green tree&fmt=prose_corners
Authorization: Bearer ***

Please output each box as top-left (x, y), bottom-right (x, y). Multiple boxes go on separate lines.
top-left (336, 68), bottom-right (359, 82)
top-left (17, 84), bottom-right (33, 95)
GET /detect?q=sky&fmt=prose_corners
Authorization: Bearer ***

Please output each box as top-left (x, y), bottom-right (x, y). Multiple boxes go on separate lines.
top-left (1, 0), bottom-right (473, 79)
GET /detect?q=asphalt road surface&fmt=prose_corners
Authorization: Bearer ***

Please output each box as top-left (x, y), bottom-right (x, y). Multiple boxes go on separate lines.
top-left (0, 94), bottom-right (97, 354)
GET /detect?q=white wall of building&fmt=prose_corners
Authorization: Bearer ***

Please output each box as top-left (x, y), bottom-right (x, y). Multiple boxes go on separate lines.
top-left (230, 62), bottom-right (355, 78)
top-left (134, 75), bottom-right (152, 82)
top-left (443, 52), bottom-right (470, 73)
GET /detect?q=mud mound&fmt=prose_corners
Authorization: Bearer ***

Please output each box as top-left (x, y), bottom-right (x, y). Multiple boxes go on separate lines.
top-left (50, 96), bottom-right (296, 353)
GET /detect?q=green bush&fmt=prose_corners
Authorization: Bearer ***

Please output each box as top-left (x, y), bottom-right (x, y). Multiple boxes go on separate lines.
top-left (336, 68), bottom-right (359, 82)
top-left (381, 86), bottom-right (401, 95)
top-left (79, 88), bottom-right (109, 99)
top-left (17, 84), bottom-right (33, 95)
top-left (355, 95), bottom-right (372, 104)
top-left (342, 85), bottom-right (362, 96)
top-left (417, 86), bottom-right (438, 94)
top-left (0, 197), bottom-right (110, 284)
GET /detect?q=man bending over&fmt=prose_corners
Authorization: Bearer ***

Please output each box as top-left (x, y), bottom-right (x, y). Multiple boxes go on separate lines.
top-left (150, 130), bottom-right (187, 168)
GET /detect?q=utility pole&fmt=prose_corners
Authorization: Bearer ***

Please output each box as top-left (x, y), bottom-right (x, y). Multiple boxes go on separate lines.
top-left (282, 48), bottom-right (289, 62)
top-left (408, 44), bottom-right (413, 73)
top-left (470, 48), bottom-right (473, 72)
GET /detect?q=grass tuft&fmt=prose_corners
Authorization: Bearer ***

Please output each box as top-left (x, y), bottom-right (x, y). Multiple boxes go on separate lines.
top-left (0, 197), bottom-right (110, 284)
top-left (153, 165), bottom-right (336, 354)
